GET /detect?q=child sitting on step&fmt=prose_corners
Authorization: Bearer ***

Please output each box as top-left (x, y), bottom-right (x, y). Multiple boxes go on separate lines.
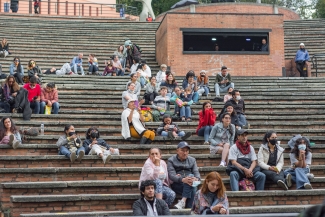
top-left (156, 114), bottom-right (192, 140)
top-left (83, 127), bottom-right (119, 165)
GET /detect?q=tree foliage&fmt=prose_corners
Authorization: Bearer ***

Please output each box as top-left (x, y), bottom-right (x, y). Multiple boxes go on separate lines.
top-left (314, 0), bottom-right (325, 18)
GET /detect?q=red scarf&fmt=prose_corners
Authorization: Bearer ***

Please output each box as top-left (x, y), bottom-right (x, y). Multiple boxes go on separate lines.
top-left (236, 140), bottom-right (251, 155)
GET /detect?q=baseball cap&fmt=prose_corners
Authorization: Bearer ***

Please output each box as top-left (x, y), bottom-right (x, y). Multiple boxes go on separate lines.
top-left (237, 129), bottom-right (248, 135)
top-left (299, 43), bottom-right (305, 47)
top-left (177, 141), bottom-right (190, 150)
top-left (124, 40), bottom-right (132, 46)
top-left (126, 99), bottom-right (136, 105)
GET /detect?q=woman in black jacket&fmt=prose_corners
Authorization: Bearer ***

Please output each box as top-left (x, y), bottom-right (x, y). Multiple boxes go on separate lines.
top-left (27, 60), bottom-right (42, 83)
top-left (0, 38), bottom-right (10, 58)
top-left (219, 105), bottom-right (239, 129)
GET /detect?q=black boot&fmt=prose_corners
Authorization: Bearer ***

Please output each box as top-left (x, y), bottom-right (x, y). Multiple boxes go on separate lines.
top-left (146, 139), bottom-right (152, 144)
top-left (139, 137), bottom-right (148, 144)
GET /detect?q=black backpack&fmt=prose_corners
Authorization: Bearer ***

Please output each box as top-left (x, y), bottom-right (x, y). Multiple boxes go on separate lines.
top-left (133, 44), bottom-right (142, 53)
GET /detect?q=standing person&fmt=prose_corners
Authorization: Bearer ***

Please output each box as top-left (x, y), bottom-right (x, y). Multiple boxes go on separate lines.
top-left (284, 138), bottom-right (313, 189)
top-left (258, 131), bottom-right (291, 190)
top-left (182, 71), bottom-right (199, 103)
top-left (197, 70), bottom-right (210, 97)
top-left (196, 102), bottom-right (216, 145)
top-left (168, 142), bottom-right (201, 209)
top-left (160, 73), bottom-right (178, 97)
top-left (9, 57), bottom-right (24, 85)
top-left (23, 76), bottom-right (41, 114)
top-left (40, 82), bottom-right (59, 114)
top-left (113, 45), bottom-right (127, 68)
top-left (227, 129), bottom-right (266, 191)
top-left (146, 14), bottom-right (153, 22)
top-left (260, 38), bottom-right (268, 51)
top-left (34, 0), bottom-right (40, 14)
top-left (214, 66), bottom-right (234, 98)
top-left (144, 76), bottom-right (159, 105)
top-left (209, 113), bottom-right (235, 167)
top-left (191, 172), bottom-right (229, 215)
top-left (88, 54), bottom-right (99, 75)
top-left (0, 38), bottom-right (10, 58)
top-left (133, 180), bottom-right (171, 216)
top-left (125, 41), bottom-right (141, 69)
top-left (295, 43), bottom-right (310, 77)
top-left (0, 117), bottom-right (22, 149)
top-left (27, 60), bottom-right (42, 83)
top-left (112, 55), bottom-right (124, 76)
top-left (139, 148), bottom-right (176, 207)
top-left (156, 64), bottom-right (167, 84)
top-left (56, 124), bottom-right (85, 163)
top-left (70, 53), bottom-right (84, 75)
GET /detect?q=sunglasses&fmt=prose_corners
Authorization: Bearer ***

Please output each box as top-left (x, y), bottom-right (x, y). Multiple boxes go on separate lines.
top-left (14, 60), bottom-right (19, 62)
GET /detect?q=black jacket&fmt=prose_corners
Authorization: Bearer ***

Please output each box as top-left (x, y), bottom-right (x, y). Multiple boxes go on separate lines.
top-left (82, 138), bottom-right (110, 155)
top-left (0, 43), bottom-right (9, 51)
top-left (28, 66), bottom-right (41, 78)
top-left (222, 98), bottom-right (245, 115)
top-left (132, 198), bottom-right (171, 216)
top-left (15, 88), bottom-right (32, 120)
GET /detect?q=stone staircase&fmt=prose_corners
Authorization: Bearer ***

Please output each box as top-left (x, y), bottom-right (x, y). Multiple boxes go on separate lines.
top-left (0, 75), bottom-right (324, 217)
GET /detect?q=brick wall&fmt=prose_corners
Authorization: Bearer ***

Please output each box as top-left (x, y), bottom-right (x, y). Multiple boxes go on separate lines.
top-left (156, 13), bottom-right (285, 77)
top-left (155, 3), bottom-right (300, 21)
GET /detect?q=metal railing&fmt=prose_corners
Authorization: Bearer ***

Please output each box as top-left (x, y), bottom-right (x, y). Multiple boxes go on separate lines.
top-left (311, 54), bottom-right (325, 77)
top-left (0, 0), bottom-right (138, 18)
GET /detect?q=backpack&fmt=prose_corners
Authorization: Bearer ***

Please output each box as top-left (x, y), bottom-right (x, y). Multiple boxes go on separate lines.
top-left (133, 44), bottom-right (142, 53)
top-left (239, 178), bottom-right (255, 191)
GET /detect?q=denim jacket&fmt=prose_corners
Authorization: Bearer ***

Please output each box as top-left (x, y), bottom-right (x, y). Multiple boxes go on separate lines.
top-left (209, 122), bottom-right (235, 146)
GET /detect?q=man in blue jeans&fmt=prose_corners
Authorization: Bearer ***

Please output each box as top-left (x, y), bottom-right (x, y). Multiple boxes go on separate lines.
top-left (228, 129), bottom-right (266, 191)
top-left (167, 141), bottom-right (201, 209)
top-left (70, 53), bottom-right (84, 75)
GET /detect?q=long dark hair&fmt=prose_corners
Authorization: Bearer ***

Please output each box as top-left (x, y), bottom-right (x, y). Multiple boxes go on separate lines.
top-left (262, 131), bottom-right (277, 144)
top-left (291, 138), bottom-right (311, 158)
top-left (201, 102), bottom-right (211, 116)
top-left (5, 75), bottom-right (20, 92)
top-left (85, 126), bottom-right (100, 140)
top-left (0, 117), bottom-right (18, 139)
top-left (63, 124), bottom-right (73, 136)
top-left (225, 105), bottom-right (237, 116)
top-left (13, 57), bottom-right (22, 74)
top-left (166, 73), bottom-right (176, 85)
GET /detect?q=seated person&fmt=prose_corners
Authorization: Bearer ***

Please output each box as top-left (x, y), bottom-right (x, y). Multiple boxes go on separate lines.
top-left (70, 53), bottom-right (84, 75)
top-left (284, 138), bottom-right (313, 189)
top-left (156, 64), bottom-right (167, 84)
top-left (170, 87), bottom-right (193, 122)
top-left (0, 38), bottom-right (10, 58)
top-left (9, 57), bottom-right (24, 84)
top-left (182, 71), bottom-right (199, 103)
top-left (23, 76), bottom-right (41, 114)
top-left (122, 83), bottom-right (138, 109)
top-left (88, 54), bottom-right (99, 75)
top-left (219, 105), bottom-right (239, 129)
top-left (156, 114), bottom-right (191, 140)
top-left (160, 73), bottom-right (178, 97)
top-left (227, 129), bottom-right (266, 191)
top-left (40, 82), bottom-right (59, 114)
top-left (0, 88), bottom-right (10, 113)
top-left (191, 171), bottom-right (229, 215)
top-left (27, 60), bottom-right (42, 83)
top-left (0, 117), bottom-right (21, 149)
top-left (214, 66), bottom-right (234, 98)
top-left (133, 180), bottom-right (171, 216)
top-left (224, 87), bottom-right (233, 103)
top-left (151, 86), bottom-right (173, 122)
top-left (56, 124), bottom-right (85, 162)
top-left (168, 142), bottom-right (201, 209)
top-left (258, 131), bottom-right (291, 190)
top-left (139, 148), bottom-right (176, 207)
top-left (112, 55), bottom-right (124, 76)
top-left (197, 70), bottom-right (210, 96)
top-left (83, 127), bottom-right (119, 165)
top-left (121, 99), bottom-right (155, 144)
top-left (103, 60), bottom-right (116, 76)
top-left (130, 58), bottom-right (140, 75)
top-left (196, 102), bottom-right (216, 145)
top-left (209, 113), bottom-right (235, 167)
top-left (126, 73), bottom-right (141, 96)
top-left (144, 76), bottom-right (159, 105)
top-left (3, 75), bottom-right (20, 112)
top-left (140, 59), bottom-right (151, 81)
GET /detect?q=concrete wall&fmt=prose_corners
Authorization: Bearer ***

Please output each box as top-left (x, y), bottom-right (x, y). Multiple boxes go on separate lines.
top-left (156, 13), bottom-right (285, 77)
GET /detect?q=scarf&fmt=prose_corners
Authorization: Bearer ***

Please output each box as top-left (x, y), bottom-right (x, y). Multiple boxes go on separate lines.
top-left (236, 140), bottom-right (251, 155)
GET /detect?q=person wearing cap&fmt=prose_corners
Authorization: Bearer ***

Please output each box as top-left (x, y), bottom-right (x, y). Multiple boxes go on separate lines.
top-left (156, 64), bottom-right (167, 84)
top-left (121, 98), bottom-right (155, 144)
top-left (40, 82), bottom-right (59, 114)
top-left (227, 129), bottom-right (266, 191)
top-left (197, 70), bottom-right (210, 97)
top-left (182, 71), bottom-right (200, 103)
top-left (214, 66), bottom-right (234, 98)
top-left (126, 73), bottom-right (141, 96)
top-left (260, 38), bottom-right (268, 52)
top-left (151, 86), bottom-right (173, 122)
top-left (125, 40), bottom-right (141, 70)
top-left (295, 43), bottom-right (309, 77)
top-left (167, 141), bottom-right (201, 209)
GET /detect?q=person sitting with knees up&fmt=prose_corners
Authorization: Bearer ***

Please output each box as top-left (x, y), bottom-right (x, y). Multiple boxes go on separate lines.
top-left (168, 142), bottom-right (201, 209)
top-left (284, 138), bottom-right (313, 189)
top-left (191, 171), bottom-right (229, 215)
top-left (88, 54), bottom-right (99, 75)
top-left (209, 112), bottom-right (235, 167)
top-left (151, 86), bottom-right (173, 122)
top-left (160, 73), bottom-right (178, 98)
top-left (157, 114), bottom-right (192, 141)
top-left (56, 124), bottom-right (85, 163)
top-left (0, 117), bottom-right (22, 149)
top-left (196, 102), bottom-right (216, 145)
top-left (133, 180), bottom-right (171, 216)
top-left (121, 99), bottom-right (155, 144)
top-left (83, 127), bottom-right (120, 165)
top-left (219, 105), bottom-right (239, 129)
top-left (40, 82), bottom-right (59, 114)
top-left (197, 70), bottom-right (210, 97)
top-left (258, 131), bottom-right (291, 191)
top-left (143, 76), bottom-right (159, 105)
top-left (139, 148), bottom-right (176, 207)
top-left (182, 71), bottom-right (199, 104)
top-left (170, 87), bottom-right (193, 122)
top-left (103, 60), bottom-right (116, 76)
top-left (27, 60), bottom-right (42, 83)
top-left (126, 73), bottom-right (141, 97)
top-left (224, 87), bottom-right (233, 103)
top-left (23, 76), bottom-right (41, 114)
top-left (227, 129), bottom-right (266, 191)
top-left (214, 66), bottom-right (234, 98)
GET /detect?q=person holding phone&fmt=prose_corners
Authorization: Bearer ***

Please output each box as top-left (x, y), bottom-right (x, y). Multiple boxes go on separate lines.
top-left (214, 66), bottom-right (234, 98)
top-left (191, 171), bottom-right (229, 215)
top-left (23, 76), bottom-right (41, 114)
top-left (56, 124), bottom-right (85, 163)
top-left (258, 131), bottom-right (291, 190)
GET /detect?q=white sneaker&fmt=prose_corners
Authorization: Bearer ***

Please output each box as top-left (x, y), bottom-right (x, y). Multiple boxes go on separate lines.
top-left (304, 183), bottom-right (312, 189)
top-left (174, 200), bottom-right (185, 209)
top-left (12, 140), bottom-right (20, 149)
top-left (112, 148), bottom-right (120, 155)
top-left (203, 141), bottom-right (209, 145)
top-left (219, 161), bottom-right (226, 167)
top-left (102, 153), bottom-right (112, 165)
top-left (306, 173), bottom-right (314, 179)
top-left (286, 173), bottom-right (292, 188)
top-left (277, 180), bottom-right (288, 191)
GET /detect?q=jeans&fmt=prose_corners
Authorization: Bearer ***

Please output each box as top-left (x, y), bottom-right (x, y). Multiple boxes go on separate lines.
top-left (58, 145), bottom-right (85, 159)
top-left (40, 101), bottom-right (60, 114)
top-left (117, 69), bottom-right (124, 76)
top-left (230, 170), bottom-right (266, 191)
top-left (139, 76), bottom-right (146, 87)
top-left (197, 86), bottom-right (209, 95)
top-left (13, 73), bottom-right (23, 84)
top-left (71, 64), bottom-right (84, 75)
top-left (161, 131), bottom-right (185, 137)
top-left (171, 182), bottom-right (197, 208)
top-left (284, 168), bottom-right (310, 189)
top-left (30, 101), bottom-right (40, 114)
top-left (197, 126), bottom-right (212, 142)
top-left (237, 114), bottom-right (247, 127)
top-left (0, 102), bottom-right (10, 113)
top-left (180, 106), bottom-right (191, 119)
top-left (192, 92), bottom-right (199, 103)
top-left (261, 169), bottom-right (285, 184)
top-left (89, 65), bottom-right (99, 74)
top-left (215, 83), bottom-right (234, 97)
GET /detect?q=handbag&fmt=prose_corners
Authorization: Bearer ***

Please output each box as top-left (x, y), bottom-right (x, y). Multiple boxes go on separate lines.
top-left (45, 105), bottom-right (52, 115)
top-left (140, 109), bottom-right (153, 122)
top-left (239, 178), bottom-right (255, 191)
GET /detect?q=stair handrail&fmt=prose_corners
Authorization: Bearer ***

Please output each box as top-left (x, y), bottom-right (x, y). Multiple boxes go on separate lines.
top-left (311, 53), bottom-right (325, 77)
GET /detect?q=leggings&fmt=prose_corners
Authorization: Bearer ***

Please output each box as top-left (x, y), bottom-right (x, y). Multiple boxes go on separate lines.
top-left (129, 125), bottom-right (155, 141)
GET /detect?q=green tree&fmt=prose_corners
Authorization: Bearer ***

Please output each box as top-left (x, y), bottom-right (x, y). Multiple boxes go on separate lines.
top-left (314, 0), bottom-right (325, 17)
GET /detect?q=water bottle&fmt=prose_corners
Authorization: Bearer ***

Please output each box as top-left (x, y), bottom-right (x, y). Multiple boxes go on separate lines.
top-left (40, 123), bottom-right (44, 135)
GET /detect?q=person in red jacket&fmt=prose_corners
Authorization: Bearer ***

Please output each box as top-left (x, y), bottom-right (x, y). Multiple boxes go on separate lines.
top-left (23, 76), bottom-right (41, 114)
top-left (196, 102), bottom-right (216, 145)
